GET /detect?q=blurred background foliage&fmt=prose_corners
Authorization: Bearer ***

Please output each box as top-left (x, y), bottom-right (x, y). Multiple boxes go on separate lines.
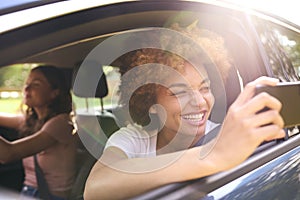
top-left (0, 64), bottom-right (32, 89)
top-left (0, 64), bottom-right (33, 113)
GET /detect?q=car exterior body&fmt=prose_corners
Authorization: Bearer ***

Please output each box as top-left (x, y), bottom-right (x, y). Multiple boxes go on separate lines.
top-left (0, 0), bottom-right (299, 199)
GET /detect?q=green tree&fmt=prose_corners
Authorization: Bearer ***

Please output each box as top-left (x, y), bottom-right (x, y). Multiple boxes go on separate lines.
top-left (0, 64), bottom-right (32, 89)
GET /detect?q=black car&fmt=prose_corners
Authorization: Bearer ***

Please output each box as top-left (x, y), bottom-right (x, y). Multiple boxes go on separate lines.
top-left (0, 1), bottom-right (299, 199)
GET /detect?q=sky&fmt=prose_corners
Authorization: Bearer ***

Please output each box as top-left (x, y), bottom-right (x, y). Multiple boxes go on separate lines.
top-left (226, 0), bottom-right (300, 26)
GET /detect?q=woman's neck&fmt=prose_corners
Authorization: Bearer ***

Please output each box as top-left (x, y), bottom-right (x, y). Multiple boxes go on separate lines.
top-left (156, 129), bottom-right (201, 155)
top-left (34, 107), bottom-right (50, 120)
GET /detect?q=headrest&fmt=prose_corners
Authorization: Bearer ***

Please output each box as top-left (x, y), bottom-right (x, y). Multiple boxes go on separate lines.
top-left (72, 60), bottom-right (108, 98)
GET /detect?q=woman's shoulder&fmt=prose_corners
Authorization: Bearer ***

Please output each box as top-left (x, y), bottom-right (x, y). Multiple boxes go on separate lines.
top-left (41, 113), bottom-right (73, 138)
top-left (112, 123), bottom-right (153, 139)
top-left (48, 113), bottom-right (70, 121)
top-left (44, 113), bottom-right (72, 127)
top-left (106, 123), bottom-right (157, 158)
top-left (107, 123), bottom-right (157, 147)
top-left (205, 120), bottom-right (220, 134)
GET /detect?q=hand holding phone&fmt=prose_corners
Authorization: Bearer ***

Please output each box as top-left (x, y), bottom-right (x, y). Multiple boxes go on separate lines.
top-left (255, 81), bottom-right (300, 128)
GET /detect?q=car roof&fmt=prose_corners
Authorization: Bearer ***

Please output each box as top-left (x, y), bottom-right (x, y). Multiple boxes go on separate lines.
top-left (0, 0), bottom-right (59, 15)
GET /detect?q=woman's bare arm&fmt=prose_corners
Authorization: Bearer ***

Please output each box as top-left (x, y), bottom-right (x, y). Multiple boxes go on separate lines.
top-left (0, 113), bottom-right (58, 163)
top-left (84, 146), bottom-right (218, 200)
top-left (0, 129), bottom-right (57, 163)
top-left (0, 114), bottom-right (23, 129)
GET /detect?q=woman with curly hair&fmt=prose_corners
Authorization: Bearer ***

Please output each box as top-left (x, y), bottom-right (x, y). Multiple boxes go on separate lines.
top-left (0, 65), bottom-right (78, 200)
top-left (84, 22), bottom-right (285, 200)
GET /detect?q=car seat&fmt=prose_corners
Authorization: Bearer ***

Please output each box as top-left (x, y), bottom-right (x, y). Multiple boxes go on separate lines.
top-left (69, 60), bottom-right (120, 200)
top-left (72, 60), bottom-right (120, 138)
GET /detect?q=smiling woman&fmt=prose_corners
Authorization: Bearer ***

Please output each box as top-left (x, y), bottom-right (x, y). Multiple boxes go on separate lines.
top-left (84, 21), bottom-right (285, 200)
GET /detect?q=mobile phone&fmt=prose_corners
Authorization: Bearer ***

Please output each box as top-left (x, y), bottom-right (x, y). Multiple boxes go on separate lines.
top-left (255, 81), bottom-right (300, 128)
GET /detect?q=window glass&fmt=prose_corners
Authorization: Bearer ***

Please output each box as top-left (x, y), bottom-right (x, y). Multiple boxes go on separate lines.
top-left (253, 18), bottom-right (300, 136)
top-left (103, 65), bottom-right (121, 107)
top-left (253, 17), bottom-right (300, 81)
top-left (0, 64), bottom-right (33, 113)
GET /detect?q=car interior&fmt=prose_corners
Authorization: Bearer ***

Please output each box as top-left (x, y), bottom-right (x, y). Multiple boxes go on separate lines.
top-left (0, 1), bottom-right (299, 199)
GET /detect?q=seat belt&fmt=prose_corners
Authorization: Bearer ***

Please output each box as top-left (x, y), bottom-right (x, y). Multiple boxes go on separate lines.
top-left (34, 155), bottom-right (51, 200)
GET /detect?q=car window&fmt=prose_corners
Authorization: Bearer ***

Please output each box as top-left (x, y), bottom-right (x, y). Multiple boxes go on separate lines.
top-left (0, 64), bottom-right (34, 114)
top-left (0, 64), bottom-right (121, 115)
top-left (253, 17), bottom-right (300, 81)
top-left (252, 17), bottom-right (300, 138)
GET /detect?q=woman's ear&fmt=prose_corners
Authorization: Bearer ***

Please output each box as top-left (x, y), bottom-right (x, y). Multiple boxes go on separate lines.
top-left (149, 105), bottom-right (157, 114)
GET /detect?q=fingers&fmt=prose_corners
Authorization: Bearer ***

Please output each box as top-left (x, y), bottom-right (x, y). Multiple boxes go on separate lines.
top-left (248, 109), bottom-right (284, 129)
top-left (231, 76), bottom-right (283, 126)
top-left (253, 125), bottom-right (286, 142)
top-left (240, 91), bottom-right (282, 118)
top-left (233, 76), bottom-right (279, 106)
top-left (251, 76), bottom-right (279, 86)
top-left (227, 76), bottom-right (285, 143)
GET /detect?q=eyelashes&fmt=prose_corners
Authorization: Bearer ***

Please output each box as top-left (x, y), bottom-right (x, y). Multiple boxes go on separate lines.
top-left (169, 86), bottom-right (211, 97)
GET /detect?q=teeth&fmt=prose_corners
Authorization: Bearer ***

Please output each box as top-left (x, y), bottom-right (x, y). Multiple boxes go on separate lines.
top-left (182, 113), bottom-right (204, 121)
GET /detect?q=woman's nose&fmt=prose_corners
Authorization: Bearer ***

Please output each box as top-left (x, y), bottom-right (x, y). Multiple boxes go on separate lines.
top-left (189, 90), bottom-right (206, 106)
top-left (23, 84), bottom-right (30, 92)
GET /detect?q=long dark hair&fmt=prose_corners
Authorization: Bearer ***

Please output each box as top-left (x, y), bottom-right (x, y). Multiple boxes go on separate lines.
top-left (20, 65), bottom-right (73, 137)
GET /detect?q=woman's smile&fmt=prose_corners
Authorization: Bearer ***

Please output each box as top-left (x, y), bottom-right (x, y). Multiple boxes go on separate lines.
top-left (181, 111), bottom-right (207, 126)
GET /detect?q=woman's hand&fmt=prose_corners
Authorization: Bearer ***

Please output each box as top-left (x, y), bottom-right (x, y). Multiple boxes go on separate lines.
top-left (208, 76), bottom-right (285, 171)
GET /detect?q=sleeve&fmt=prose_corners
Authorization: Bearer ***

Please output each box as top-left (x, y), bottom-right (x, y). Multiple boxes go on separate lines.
top-left (105, 127), bottom-right (138, 158)
top-left (105, 124), bottom-right (155, 158)
top-left (41, 114), bottom-right (74, 144)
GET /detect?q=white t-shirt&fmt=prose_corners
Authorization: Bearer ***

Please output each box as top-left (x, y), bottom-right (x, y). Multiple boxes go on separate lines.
top-left (105, 120), bottom-right (219, 158)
